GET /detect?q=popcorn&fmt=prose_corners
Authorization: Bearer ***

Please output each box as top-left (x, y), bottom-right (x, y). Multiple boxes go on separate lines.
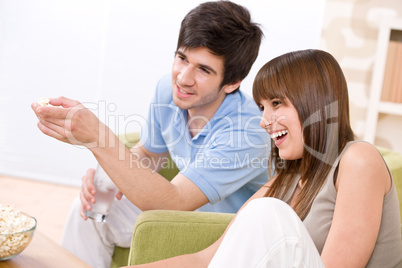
top-left (0, 204), bottom-right (36, 259)
top-left (37, 97), bottom-right (50, 106)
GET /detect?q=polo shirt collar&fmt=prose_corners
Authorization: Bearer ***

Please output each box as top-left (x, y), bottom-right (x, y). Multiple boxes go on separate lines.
top-left (171, 91), bottom-right (242, 140)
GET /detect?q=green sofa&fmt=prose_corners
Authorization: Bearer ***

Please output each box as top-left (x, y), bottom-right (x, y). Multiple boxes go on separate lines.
top-left (111, 133), bottom-right (402, 267)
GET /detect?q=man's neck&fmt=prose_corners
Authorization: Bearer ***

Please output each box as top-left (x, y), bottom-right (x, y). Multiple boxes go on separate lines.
top-left (187, 101), bottom-right (222, 138)
top-left (186, 88), bottom-right (229, 137)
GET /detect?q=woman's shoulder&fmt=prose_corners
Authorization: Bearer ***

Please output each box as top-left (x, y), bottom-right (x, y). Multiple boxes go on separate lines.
top-left (338, 141), bottom-right (390, 195)
top-left (341, 141), bottom-right (381, 163)
top-left (340, 141), bottom-right (389, 170)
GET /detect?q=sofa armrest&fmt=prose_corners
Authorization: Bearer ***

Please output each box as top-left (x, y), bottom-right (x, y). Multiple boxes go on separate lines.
top-left (128, 210), bottom-right (234, 265)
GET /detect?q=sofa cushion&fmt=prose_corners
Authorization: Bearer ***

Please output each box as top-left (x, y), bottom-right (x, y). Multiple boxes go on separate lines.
top-left (128, 210), bottom-right (234, 265)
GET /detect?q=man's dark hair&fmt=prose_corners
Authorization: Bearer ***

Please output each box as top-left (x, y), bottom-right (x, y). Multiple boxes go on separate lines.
top-left (177, 0), bottom-right (263, 90)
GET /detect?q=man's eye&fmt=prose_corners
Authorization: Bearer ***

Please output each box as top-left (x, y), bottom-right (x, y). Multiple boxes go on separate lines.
top-left (200, 67), bottom-right (210, 74)
top-left (175, 53), bottom-right (187, 62)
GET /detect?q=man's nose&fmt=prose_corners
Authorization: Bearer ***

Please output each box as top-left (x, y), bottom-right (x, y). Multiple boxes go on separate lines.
top-left (178, 66), bottom-right (195, 87)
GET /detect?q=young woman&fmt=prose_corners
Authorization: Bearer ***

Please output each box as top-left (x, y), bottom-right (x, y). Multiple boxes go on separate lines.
top-left (129, 49), bottom-right (402, 267)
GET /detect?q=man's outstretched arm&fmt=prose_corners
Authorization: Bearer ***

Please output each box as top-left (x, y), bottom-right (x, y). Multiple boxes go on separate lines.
top-left (32, 96), bottom-right (209, 212)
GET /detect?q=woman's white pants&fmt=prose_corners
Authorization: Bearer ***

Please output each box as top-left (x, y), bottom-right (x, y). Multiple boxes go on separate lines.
top-left (209, 198), bottom-right (325, 268)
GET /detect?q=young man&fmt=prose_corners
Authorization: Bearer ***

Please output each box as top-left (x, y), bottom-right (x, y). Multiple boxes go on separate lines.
top-left (32, 1), bottom-right (270, 267)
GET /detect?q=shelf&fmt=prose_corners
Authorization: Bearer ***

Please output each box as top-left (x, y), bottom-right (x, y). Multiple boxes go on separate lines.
top-left (364, 17), bottom-right (402, 144)
top-left (378, 102), bottom-right (402, 116)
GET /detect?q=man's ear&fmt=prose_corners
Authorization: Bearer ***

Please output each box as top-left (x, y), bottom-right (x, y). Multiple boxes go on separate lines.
top-left (223, 80), bottom-right (242, 94)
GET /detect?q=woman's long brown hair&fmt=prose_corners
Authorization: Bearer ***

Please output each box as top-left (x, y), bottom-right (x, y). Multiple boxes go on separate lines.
top-left (253, 49), bottom-right (355, 220)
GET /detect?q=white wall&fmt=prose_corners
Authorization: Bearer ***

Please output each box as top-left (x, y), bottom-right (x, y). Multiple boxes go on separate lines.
top-left (0, 0), bottom-right (325, 187)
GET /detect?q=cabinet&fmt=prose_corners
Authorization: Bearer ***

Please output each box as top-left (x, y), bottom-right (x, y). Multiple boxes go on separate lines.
top-left (364, 18), bottom-right (402, 144)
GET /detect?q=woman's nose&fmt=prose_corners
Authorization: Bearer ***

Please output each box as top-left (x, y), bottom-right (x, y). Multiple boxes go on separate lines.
top-left (260, 115), bottom-right (271, 129)
top-left (260, 112), bottom-right (278, 129)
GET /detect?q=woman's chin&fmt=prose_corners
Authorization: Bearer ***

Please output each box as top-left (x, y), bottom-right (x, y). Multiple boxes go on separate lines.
top-left (278, 151), bottom-right (301, 161)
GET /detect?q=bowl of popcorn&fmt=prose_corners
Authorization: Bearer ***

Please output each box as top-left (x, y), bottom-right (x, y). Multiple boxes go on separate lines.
top-left (0, 204), bottom-right (36, 261)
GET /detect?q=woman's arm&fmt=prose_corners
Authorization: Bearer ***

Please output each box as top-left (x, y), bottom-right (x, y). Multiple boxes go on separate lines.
top-left (321, 142), bottom-right (391, 267)
top-left (124, 179), bottom-right (275, 268)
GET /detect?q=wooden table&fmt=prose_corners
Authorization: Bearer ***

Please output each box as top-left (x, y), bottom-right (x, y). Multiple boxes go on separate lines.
top-left (0, 231), bottom-right (90, 268)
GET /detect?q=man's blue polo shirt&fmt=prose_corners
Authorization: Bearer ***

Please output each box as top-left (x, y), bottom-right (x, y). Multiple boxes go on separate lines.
top-left (141, 74), bottom-right (270, 213)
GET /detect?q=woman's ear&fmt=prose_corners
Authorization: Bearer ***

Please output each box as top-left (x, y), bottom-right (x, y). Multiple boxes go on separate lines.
top-left (223, 80), bottom-right (242, 94)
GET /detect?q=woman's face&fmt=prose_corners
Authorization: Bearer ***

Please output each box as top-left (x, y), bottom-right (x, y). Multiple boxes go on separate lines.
top-left (259, 98), bottom-right (304, 160)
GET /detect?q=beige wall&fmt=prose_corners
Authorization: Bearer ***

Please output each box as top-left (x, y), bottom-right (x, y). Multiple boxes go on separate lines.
top-left (320, 0), bottom-right (402, 153)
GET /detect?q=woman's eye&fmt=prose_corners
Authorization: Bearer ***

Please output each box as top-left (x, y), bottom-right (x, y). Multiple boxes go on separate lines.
top-left (272, 100), bottom-right (281, 107)
top-left (258, 105), bottom-right (264, 112)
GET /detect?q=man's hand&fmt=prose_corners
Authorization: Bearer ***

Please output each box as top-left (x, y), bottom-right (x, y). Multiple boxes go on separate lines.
top-left (79, 168), bottom-right (123, 220)
top-left (31, 96), bottom-right (104, 148)
top-left (79, 168), bottom-right (96, 220)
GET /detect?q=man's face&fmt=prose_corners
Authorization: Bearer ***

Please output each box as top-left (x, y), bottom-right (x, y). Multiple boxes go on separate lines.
top-left (171, 47), bottom-right (231, 118)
